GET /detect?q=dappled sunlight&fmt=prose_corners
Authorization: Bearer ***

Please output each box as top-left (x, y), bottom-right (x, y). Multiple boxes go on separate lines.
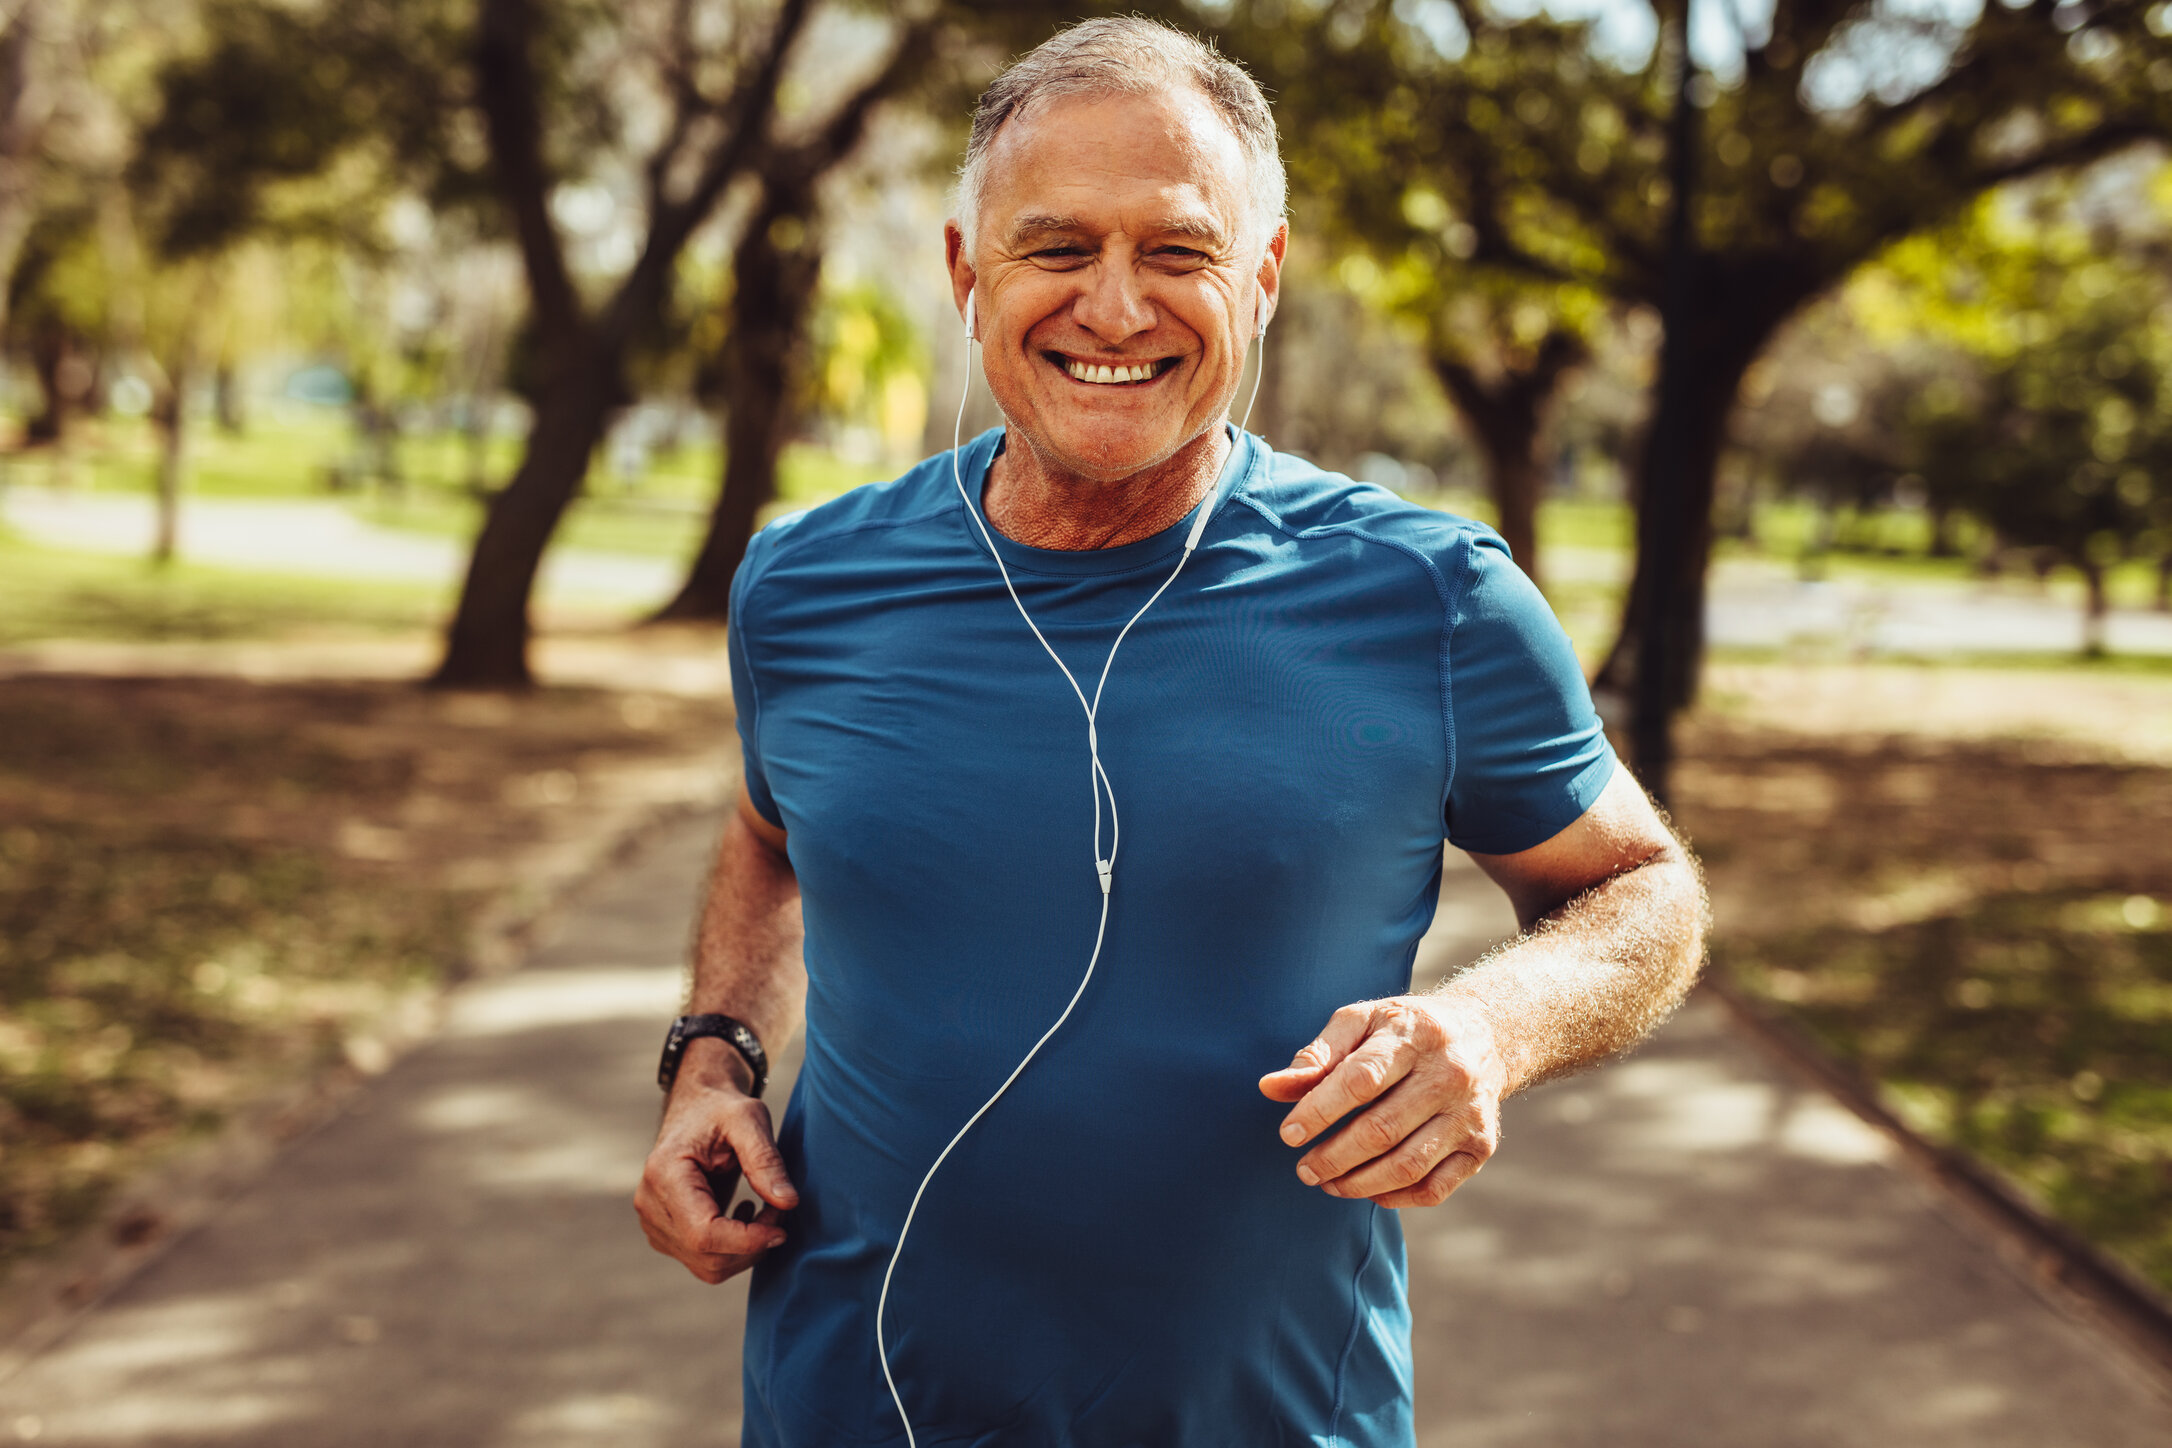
top-left (1777, 1092), bottom-right (1892, 1166)
top-left (444, 966), bottom-right (682, 1037)
top-left (495, 1391), bottom-right (720, 1448)
top-left (1599, 1058), bottom-right (1778, 1155)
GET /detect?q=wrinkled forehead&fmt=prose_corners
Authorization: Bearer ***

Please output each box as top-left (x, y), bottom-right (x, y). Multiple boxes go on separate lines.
top-left (975, 87), bottom-right (1253, 250)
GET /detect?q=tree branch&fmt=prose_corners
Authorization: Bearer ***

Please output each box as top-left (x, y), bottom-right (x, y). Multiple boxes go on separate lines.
top-left (472, 0), bottom-right (580, 340)
top-left (607, 0), bottom-right (815, 341)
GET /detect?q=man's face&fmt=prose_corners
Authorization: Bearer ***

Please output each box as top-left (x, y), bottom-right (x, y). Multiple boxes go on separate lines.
top-left (948, 88), bottom-right (1284, 483)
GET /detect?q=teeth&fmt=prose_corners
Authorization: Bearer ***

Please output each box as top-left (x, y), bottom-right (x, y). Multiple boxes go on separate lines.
top-left (1066, 359), bottom-right (1156, 384)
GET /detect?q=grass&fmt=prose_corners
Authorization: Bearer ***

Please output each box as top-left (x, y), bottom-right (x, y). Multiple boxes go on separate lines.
top-left (0, 528), bottom-right (449, 645)
top-left (1674, 722), bottom-right (2172, 1294)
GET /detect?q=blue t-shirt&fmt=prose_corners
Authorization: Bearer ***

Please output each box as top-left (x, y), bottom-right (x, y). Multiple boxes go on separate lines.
top-left (729, 427), bottom-right (1614, 1447)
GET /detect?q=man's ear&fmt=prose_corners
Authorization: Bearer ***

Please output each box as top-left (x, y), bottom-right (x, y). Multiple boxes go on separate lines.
top-left (945, 221), bottom-right (976, 338)
top-left (1253, 221), bottom-right (1289, 332)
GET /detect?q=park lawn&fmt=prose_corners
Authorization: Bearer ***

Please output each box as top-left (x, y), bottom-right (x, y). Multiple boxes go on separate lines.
top-left (1672, 712), bottom-right (2172, 1294)
top-left (0, 669), bottom-right (731, 1278)
top-left (0, 529), bottom-right (451, 645)
top-left (0, 523), bottom-right (453, 642)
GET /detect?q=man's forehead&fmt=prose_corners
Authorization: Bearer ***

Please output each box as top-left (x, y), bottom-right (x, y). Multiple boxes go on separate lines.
top-left (978, 88), bottom-right (1250, 243)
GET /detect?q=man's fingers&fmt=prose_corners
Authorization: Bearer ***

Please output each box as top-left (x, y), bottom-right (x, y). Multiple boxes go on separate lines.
top-left (1316, 1109), bottom-right (1484, 1197)
top-left (694, 1201), bottom-right (786, 1255)
top-left (1259, 1003), bottom-right (1375, 1099)
top-left (1299, 1089), bottom-right (1452, 1188)
top-left (650, 1153), bottom-right (727, 1233)
top-left (725, 1101), bottom-right (801, 1210)
top-left (1369, 1148), bottom-right (1486, 1210)
top-left (1278, 1032), bottom-right (1415, 1148)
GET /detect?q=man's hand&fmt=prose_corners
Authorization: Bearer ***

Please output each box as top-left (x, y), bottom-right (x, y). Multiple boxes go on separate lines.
top-left (635, 1040), bottom-right (800, 1284)
top-left (1258, 997), bottom-right (1507, 1208)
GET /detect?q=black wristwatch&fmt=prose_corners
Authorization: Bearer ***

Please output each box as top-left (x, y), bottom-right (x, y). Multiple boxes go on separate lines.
top-left (658, 1013), bottom-right (768, 1098)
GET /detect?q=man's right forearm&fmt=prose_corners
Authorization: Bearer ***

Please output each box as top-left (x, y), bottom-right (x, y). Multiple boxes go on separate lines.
top-left (637, 787), bottom-right (806, 1281)
top-left (678, 789), bottom-right (806, 1099)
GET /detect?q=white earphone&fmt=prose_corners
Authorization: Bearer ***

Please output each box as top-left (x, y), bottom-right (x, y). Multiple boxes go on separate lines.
top-left (876, 283), bottom-right (1263, 1445)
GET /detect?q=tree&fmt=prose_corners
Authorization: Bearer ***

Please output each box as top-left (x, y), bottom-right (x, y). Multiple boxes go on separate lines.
top-left (1856, 180), bottom-right (2172, 651)
top-left (1254, 19), bottom-right (1611, 584)
top-left (651, 27), bottom-right (935, 622)
top-left (0, 0), bottom-right (57, 338)
top-left (1203, 0), bottom-right (2172, 788)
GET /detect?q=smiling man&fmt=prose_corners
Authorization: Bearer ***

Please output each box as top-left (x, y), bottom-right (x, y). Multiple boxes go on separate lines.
top-left (636, 18), bottom-right (1706, 1447)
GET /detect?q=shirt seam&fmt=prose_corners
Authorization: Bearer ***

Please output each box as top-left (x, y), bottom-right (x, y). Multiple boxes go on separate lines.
top-left (729, 556), bottom-right (775, 823)
top-left (1231, 489), bottom-right (1463, 834)
top-left (1327, 1203), bottom-right (1381, 1447)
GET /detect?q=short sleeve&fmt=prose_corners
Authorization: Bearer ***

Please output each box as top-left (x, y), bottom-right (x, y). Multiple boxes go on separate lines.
top-left (1441, 532), bottom-right (1616, 855)
top-left (728, 533), bottom-right (784, 829)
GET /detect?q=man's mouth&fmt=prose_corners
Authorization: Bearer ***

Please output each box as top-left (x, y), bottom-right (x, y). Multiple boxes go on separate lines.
top-left (1051, 353), bottom-right (1180, 386)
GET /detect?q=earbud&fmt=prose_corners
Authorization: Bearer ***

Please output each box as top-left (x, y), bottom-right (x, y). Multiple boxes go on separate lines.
top-left (1254, 282), bottom-right (1270, 340)
top-left (963, 292), bottom-right (976, 341)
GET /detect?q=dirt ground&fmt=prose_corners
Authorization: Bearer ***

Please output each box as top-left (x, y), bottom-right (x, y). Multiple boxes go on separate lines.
top-left (0, 636), bottom-right (737, 1279)
top-left (1674, 666), bottom-right (2172, 1290)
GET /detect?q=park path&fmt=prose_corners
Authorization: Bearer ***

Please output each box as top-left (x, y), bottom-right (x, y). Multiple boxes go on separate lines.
top-left (2, 813), bottom-right (2169, 1446)
top-left (12, 483), bottom-right (2172, 657)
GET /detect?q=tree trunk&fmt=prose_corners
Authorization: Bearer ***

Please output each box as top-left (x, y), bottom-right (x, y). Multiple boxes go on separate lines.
top-left (1430, 331), bottom-right (1583, 592)
top-left (653, 194), bottom-right (825, 624)
top-left (1595, 70), bottom-right (1815, 801)
top-left (2155, 551), bottom-right (2169, 613)
top-left (151, 366), bottom-right (188, 565)
top-left (2081, 562), bottom-right (2108, 657)
top-left (431, 345), bottom-right (619, 686)
top-left (24, 322), bottom-right (69, 446)
top-left (214, 358), bottom-right (244, 434)
top-left (0, 1), bottom-right (48, 343)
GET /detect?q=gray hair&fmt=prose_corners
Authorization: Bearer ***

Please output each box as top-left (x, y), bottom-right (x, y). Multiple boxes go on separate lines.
top-left (955, 17), bottom-right (1287, 260)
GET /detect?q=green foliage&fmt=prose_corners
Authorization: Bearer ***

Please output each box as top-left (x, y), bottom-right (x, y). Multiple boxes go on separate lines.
top-left (1849, 179), bottom-right (2172, 599)
top-left (130, 0), bottom-right (483, 262)
top-left (809, 280), bottom-right (927, 453)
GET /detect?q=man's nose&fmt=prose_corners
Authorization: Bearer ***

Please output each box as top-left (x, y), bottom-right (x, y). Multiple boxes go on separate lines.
top-left (1070, 262), bottom-right (1156, 347)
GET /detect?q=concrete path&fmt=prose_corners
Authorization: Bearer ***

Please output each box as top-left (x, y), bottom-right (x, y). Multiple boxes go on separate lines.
top-left (2, 816), bottom-right (2168, 1445)
top-left (0, 487), bottom-right (679, 609)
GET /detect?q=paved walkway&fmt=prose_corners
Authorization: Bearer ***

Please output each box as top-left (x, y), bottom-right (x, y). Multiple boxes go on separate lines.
top-left (2, 816), bottom-right (2167, 1445)
top-left (0, 487), bottom-right (679, 609)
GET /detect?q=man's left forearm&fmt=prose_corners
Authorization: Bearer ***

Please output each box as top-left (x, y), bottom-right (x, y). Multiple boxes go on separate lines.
top-left (1260, 769), bottom-right (1708, 1209)
top-left (1433, 840), bottom-right (1708, 1096)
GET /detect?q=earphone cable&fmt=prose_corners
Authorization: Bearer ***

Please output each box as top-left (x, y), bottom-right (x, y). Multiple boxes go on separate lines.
top-left (878, 312), bottom-right (1237, 1448)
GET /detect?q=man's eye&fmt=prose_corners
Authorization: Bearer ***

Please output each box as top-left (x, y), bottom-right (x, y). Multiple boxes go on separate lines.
top-left (1033, 247), bottom-right (1089, 260)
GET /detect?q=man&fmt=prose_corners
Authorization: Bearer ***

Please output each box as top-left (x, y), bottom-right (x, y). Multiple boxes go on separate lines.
top-left (636, 17), bottom-right (1706, 1446)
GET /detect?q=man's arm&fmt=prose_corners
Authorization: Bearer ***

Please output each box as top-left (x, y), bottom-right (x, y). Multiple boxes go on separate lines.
top-left (1258, 766), bottom-right (1707, 1208)
top-left (634, 786), bottom-right (807, 1283)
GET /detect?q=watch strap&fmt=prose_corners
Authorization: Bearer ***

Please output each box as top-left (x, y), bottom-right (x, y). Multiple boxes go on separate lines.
top-left (659, 1013), bottom-right (768, 1098)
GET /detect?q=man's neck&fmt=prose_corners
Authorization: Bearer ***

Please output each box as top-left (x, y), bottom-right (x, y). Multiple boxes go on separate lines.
top-left (982, 425), bottom-right (1231, 551)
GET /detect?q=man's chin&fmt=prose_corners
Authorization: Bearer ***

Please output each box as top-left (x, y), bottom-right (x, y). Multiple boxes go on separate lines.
top-left (1015, 411), bottom-right (1213, 483)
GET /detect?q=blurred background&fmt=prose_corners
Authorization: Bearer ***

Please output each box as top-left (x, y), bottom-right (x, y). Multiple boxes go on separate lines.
top-left (2, 0), bottom-right (2172, 1437)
